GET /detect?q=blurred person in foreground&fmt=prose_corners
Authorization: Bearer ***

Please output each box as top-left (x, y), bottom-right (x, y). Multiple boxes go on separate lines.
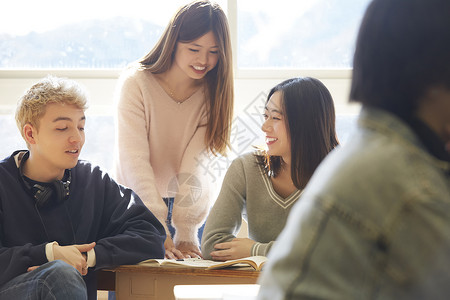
top-left (257, 0), bottom-right (450, 299)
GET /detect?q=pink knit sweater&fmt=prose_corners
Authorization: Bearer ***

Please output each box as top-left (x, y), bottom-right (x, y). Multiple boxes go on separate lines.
top-left (114, 67), bottom-right (212, 246)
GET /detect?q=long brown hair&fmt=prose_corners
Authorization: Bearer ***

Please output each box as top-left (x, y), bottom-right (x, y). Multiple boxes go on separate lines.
top-left (257, 77), bottom-right (339, 189)
top-left (140, 0), bottom-right (234, 155)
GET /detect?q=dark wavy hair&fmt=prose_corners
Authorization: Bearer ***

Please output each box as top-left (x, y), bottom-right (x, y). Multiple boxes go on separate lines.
top-left (257, 77), bottom-right (339, 189)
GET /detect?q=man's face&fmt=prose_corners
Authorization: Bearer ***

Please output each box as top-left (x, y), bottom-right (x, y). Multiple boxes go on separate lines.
top-left (28, 103), bottom-right (85, 179)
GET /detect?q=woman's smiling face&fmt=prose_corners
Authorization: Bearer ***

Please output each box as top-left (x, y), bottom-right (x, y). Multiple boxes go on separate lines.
top-left (173, 31), bottom-right (220, 80)
top-left (261, 91), bottom-right (290, 162)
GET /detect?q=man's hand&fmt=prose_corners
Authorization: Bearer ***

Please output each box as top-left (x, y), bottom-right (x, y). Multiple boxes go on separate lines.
top-left (210, 238), bottom-right (255, 261)
top-left (27, 266), bottom-right (40, 272)
top-left (53, 242), bottom-right (96, 275)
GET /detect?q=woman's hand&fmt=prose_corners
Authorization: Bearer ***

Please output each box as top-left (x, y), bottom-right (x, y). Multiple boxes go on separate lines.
top-left (164, 236), bottom-right (184, 259)
top-left (176, 241), bottom-right (202, 259)
top-left (210, 238), bottom-right (255, 261)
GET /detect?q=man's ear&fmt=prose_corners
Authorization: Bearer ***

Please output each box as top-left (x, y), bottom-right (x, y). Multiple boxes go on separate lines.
top-left (23, 123), bottom-right (37, 145)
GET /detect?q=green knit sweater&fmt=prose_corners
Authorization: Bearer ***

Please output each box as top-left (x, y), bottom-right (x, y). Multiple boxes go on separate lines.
top-left (201, 152), bottom-right (302, 259)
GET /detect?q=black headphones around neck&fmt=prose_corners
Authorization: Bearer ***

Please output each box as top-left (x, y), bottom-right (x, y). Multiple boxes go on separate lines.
top-left (18, 152), bottom-right (71, 208)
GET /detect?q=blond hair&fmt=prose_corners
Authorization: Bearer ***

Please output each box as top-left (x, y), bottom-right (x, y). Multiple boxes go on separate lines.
top-left (15, 76), bottom-right (88, 142)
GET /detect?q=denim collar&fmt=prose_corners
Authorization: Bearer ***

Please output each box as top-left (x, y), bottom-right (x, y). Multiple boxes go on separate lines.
top-left (407, 118), bottom-right (450, 162)
top-left (358, 107), bottom-right (450, 164)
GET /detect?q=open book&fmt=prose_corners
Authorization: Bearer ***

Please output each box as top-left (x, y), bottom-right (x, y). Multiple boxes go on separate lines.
top-left (139, 256), bottom-right (267, 271)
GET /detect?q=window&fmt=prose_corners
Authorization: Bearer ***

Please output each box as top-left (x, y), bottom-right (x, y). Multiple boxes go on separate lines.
top-left (1, 0), bottom-right (370, 70)
top-left (0, 0), bottom-right (227, 68)
top-left (237, 0), bottom-right (371, 69)
top-left (0, 0), bottom-right (364, 174)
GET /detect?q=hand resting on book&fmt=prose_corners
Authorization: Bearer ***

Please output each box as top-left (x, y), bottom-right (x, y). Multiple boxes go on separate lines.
top-left (210, 238), bottom-right (256, 261)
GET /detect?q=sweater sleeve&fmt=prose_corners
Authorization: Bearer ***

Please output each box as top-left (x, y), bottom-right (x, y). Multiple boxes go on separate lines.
top-left (201, 157), bottom-right (247, 259)
top-left (251, 241), bottom-right (275, 256)
top-left (171, 115), bottom-right (211, 246)
top-left (0, 234), bottom-right (48, 287)
top-left (89, 169), bottom-right (166, 269)
top-left (114, 71), bottom-right (170, 235)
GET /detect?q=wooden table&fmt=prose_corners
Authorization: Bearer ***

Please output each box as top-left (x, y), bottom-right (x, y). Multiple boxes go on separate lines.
top-left (97, 265), bottom-right (260, 300)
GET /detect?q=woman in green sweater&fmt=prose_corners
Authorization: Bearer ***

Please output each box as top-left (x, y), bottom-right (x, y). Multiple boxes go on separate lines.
top-left (201, 77), bottom-right (339, 260)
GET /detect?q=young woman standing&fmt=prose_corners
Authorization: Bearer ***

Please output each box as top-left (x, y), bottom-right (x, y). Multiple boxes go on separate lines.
top-left (114, 0), bottom-right (233, 259)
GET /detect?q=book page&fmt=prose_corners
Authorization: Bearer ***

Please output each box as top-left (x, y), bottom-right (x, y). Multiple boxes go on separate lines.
top-left (139, 256), bottom-right (266, 270)
top-left (206, 256), bottom-right (267, 270)
top-left (139, 258), bottom-right (211, 268)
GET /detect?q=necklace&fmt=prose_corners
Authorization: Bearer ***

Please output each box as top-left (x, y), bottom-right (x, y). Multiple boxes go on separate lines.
top-left (166, 86), bottom-right (187, 105)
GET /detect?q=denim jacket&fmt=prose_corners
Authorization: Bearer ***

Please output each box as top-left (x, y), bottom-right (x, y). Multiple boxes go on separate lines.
top-left (257, 107), bottom-right (450, 300)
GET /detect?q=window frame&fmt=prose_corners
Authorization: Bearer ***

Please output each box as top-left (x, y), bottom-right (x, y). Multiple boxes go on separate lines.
top-left (0, 0), bottom-right (356, 117)
top-left (0, 0), bottom-right (353, 79)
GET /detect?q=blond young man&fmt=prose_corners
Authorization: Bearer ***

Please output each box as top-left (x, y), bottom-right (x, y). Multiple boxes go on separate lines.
top-left (0, 76), bottom-right (165, 299)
